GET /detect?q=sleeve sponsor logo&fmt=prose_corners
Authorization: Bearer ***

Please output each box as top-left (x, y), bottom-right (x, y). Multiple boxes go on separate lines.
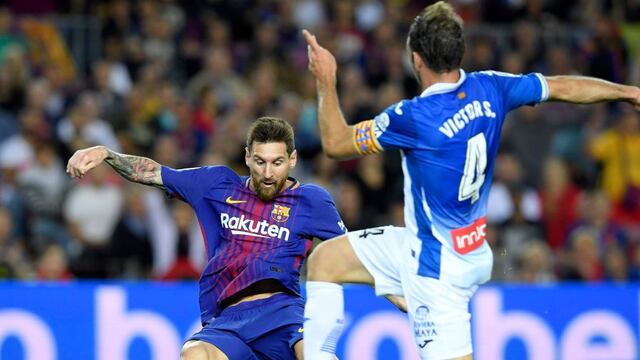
top-left (374, 113), bottom-right (390, 138)
top-left (338, 220), bottom-right (347, 233)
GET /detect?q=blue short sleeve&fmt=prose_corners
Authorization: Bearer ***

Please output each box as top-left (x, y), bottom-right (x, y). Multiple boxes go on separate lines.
top-left (371, 100), bottom-right (418, 150)
top-left (306, 185), bottom-right (347, 240)
top-left (161, 165), bottom-right (227, 205)
top-left (478, 71), bottom-right (549, 112)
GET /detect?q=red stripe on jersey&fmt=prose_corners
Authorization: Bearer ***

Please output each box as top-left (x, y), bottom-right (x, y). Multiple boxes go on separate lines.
top-left (294, 238), bottom-right (313, 269)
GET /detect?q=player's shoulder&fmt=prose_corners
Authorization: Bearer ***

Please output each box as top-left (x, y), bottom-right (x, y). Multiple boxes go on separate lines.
top-left (471, 70), bottom-right (518, 79)
top-left (198, 164), bottom-right (234, 174)
top-left (296, 182), bottom-right (333, 201)
top-left (197, 165), bottom-right (241, 182)
top-left (378, 96), bottom-right (419, 122)
top-left (297, 182), bottom-right (331, 196)
top-left (458, 70), bottom-right (495, 87)
top-left (468, 70), bottom-right (538, 87)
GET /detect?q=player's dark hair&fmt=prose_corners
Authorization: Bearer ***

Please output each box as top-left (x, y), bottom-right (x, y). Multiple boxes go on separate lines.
top-left (408, 1), bottom-right (464, 73)
top-left (247, 117), bottom-right (295, 155)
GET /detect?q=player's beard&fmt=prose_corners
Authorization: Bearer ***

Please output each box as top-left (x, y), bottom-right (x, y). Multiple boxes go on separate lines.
top-left (252, 175), bottom-right (287, 202)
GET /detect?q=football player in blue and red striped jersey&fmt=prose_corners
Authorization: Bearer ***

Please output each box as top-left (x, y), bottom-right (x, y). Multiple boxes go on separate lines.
top-left (67, 116), bottom-right (346, 360)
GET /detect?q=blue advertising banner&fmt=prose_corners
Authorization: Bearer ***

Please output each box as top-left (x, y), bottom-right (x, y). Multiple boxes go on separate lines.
top-left (0, 283), bottom-right (637, 360)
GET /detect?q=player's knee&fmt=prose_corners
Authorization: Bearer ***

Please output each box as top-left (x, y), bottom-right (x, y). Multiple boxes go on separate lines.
top-left (307, 240), bottom-right (343, 282)
top-left (181, 341), bottom-right (224, 360)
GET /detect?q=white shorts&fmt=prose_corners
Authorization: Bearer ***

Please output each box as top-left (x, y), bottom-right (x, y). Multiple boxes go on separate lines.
top-left (348, 226), bottom-right (477, 360)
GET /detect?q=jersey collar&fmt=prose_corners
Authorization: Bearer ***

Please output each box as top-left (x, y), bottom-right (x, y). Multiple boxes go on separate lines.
top-left (285, 177), bottom-right (299, 190)
top-left (419, 69), bottom-right (466, 98)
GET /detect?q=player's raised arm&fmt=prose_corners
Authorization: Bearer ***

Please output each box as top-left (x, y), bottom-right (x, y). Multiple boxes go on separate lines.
top-left (546, 75), bottom-right (640, 109)
top-left (66, 145), bottom-right (164, 189)
top-left (303, 29), bottom-right (362, 160)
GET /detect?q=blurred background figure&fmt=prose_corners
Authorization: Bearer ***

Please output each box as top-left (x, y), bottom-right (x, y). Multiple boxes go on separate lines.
top-left (515, 240), bottom-right (556, 283)
top-left (63, 163), bottom-right (123, 278)
top-left (539, 157), bottom-right (580, 251)
top-left (36, 244), bottom-right (72, 280)
top-left (589, 104), bottom-right (640, 223)
top-left (109, 185), bottom-right (153, 278)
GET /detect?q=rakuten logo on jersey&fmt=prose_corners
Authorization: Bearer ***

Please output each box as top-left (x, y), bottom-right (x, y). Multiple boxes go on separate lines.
top-left (451, 216), bottom-right (486, 255)
top-left (220, 213), bottom-right (291, 241)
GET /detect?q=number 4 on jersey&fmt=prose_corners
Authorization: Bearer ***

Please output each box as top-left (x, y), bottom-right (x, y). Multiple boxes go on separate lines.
top-left (458, 133), bottom-right (487, 204)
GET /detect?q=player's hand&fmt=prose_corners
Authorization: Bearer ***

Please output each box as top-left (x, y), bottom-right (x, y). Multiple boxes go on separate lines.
top-left (302, 29), bottom-right (337, 89)
top-left (66, 145), bottom-right (109, 179)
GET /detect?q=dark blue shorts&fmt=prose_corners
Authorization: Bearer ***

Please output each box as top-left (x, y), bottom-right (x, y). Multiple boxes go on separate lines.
top-left (188, 293), bottom-right (304, 360)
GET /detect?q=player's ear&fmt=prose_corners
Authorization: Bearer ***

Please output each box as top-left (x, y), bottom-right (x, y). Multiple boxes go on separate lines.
top-left (412, 52), bottom-right (424, 70)
top-left (289, 149), bottom-right (297, 168)
top-left (244, 147), bottom-right (251, 166)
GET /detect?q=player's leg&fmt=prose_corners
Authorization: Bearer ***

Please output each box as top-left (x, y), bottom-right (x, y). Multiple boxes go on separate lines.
top-left (303, 234), bottom-right (372, 360)
top-left (306, 233), bottom-right (374, 284)
top-left (185, 316), bottom-right (259, 360)
top-left (403, 274), bottom-right (477, 360)
top-left (293, 340), bottom-right (303, 360)
top-left (240, 293), bottom-right (307, 360)
top-left (449, 355), bottom-right (472, 360)
top-left (180, 340), bottom-right (227, 360)
top-left (304, 226), bottom-right (405, 360)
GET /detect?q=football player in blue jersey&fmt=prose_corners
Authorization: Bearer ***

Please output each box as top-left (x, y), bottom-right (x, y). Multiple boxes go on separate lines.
top-left (302, 2), bottom-right (640, 359)
top-left (67, 117), bottom-right (346, 360)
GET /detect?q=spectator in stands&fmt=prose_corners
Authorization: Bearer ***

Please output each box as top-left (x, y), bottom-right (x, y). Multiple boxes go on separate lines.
top-left (560, 229), bottom-right (604, 281)
top-left (18, 142), bottom-right (69, 252)
top-left (589, 105), bottom-right (640, 220)
top-left (160, 201), bottom-right (203, 280)
top-left (539, 157), bottom-right (580, 251)
top-left (36, 244), bottom-right (72, 280)
top-left (64, 163), bottom-right (123, 278)
top-left (603, 244), bottom-right (630, 282)
top-left (516, 240), bottom-right (556, 283)
top-left (487, 152), bottom-right (541, 225)
top-left (57, 93), bottom-right (121, 154)
top-left (109, 186), bottom-right (153, 278)
top-left (0, 206), bottom-right (18, 278)
top-left (91, 60), bottom-right (127, 130)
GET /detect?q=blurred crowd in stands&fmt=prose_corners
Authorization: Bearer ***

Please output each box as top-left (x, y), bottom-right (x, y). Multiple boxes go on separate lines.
top-left (0, 0), bottom-right (639, 283)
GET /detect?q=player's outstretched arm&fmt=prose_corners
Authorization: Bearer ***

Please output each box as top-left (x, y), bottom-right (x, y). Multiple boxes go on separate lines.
top-left (303, 29), bottom-right (361, 160)
top-left (546, 75), bottom-right (640, 109)
top-left (66, 145), bottom-right (164, 189)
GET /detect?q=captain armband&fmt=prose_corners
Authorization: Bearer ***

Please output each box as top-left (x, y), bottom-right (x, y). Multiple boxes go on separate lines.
top-left (352, 120), bottom-right (383, 156)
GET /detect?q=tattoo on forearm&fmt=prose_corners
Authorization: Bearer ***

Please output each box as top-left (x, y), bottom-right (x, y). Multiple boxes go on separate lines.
top-left (104, 150), bottom-right (164, 189)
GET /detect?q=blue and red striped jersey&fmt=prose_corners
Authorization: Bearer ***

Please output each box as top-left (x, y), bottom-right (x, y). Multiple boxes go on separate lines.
top-left (161, 165), bottom-right (346, 323)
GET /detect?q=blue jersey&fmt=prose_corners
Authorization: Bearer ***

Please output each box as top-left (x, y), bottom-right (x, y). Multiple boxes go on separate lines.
top-left (357, 70), bottom-right (548, 287)
top-left (161, 165), bottom-right (346, 323)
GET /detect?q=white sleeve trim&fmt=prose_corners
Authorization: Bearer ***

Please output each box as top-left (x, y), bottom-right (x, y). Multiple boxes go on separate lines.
top-left (534, 73), bottom-right (549, 102)
top-left (479, 70), bottom-right (519, 77)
